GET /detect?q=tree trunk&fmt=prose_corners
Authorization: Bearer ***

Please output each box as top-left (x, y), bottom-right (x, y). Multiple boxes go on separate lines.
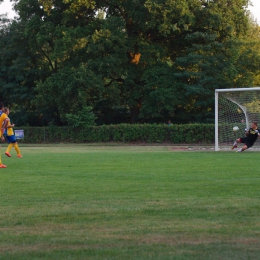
top-left (130, 105), bottom-right (141, 123)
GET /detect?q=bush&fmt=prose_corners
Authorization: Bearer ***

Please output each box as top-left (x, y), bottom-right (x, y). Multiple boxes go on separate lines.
top-left (14, 124), bottom-right (214, 144)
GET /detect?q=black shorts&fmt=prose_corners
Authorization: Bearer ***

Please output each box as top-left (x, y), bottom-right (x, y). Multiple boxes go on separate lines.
top-left (240, 137), bottom-right (255, 148)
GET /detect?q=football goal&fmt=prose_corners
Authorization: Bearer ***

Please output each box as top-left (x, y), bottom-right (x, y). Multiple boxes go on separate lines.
top-left (215, 87), bottom-right (260, 151)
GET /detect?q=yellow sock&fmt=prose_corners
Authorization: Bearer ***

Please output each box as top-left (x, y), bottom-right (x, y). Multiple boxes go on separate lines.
top-left (6, 143), bottom-right (13, 153)
top-left (14, 143), bottom-right (21, 155)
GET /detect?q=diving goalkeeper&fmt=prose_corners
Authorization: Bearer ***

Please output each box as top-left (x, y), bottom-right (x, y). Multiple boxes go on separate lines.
top-left (231, 121), bottom-right (260, 152)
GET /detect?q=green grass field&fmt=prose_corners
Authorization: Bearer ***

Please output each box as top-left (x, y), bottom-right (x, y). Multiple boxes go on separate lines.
top-left (0, 145), bottom-right (260, 259)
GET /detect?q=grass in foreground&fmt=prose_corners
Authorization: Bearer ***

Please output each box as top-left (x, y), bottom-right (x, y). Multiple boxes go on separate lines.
top-left (0, 145), bottom-right (260, 259)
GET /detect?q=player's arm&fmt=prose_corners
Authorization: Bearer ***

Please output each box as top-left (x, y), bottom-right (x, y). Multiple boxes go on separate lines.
top-left (6, 123), bottom-right (15, 128)
top-left (0, 114), bottom-right (8, 141)
top-left (0, 128), bottom-right (4, 141)
top-left (245, 128), bottom-right (249, 136)
top-left (1, 118), bottom-right (9, 133)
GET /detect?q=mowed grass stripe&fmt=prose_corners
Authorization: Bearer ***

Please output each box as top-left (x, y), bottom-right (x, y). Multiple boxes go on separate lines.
top-left (0, 146), bottom-right (260, 259)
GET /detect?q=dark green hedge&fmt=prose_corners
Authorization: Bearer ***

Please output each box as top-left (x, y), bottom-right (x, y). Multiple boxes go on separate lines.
top-left (14, 124), bottom-right (215, 144)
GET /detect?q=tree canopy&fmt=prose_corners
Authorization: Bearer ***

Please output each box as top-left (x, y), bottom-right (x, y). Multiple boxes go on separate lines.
top-left (0, 0), bottom-right (260, 126)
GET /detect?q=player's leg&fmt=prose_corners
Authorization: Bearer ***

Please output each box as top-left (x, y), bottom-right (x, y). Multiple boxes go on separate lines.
top-left (237, 140), bottom-right (254, 152)
top-left (5, 136), bottom-right (13, 157)
top-left (237, 144), bottom-right (248, 152)
top-left (0, 144), bottom-right (7, 168)
top-left (231, 138), bottom-right (243, 150)
top-left (5, 143), bottom-right (13, 157)
top-left (13, 142), bottom-right (22, 158)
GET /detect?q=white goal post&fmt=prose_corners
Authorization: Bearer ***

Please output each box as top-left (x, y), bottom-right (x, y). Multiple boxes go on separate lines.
top-left (215, 87), bottom-right (260, 151)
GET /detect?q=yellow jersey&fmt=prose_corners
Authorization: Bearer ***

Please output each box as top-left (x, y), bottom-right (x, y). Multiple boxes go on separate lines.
top-left (0, 112), bottom-right (8, 137)
top-left (5, 117), bottom-right (14, 136)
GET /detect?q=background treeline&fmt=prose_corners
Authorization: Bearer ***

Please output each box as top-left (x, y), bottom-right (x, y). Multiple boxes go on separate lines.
top-left (16, 124), bottom-right (214, 144)
top-left (0, 0), bottom-right (260, 127)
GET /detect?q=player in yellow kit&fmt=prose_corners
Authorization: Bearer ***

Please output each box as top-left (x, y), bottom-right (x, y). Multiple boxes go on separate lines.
top-left (3, 107), bottom-right (22, 158)
top-left (0, 102), bottom-right (8, 168)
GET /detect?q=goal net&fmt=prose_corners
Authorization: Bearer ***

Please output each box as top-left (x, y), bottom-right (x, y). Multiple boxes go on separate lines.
top-left (215, 87), bottom-right (260, 151)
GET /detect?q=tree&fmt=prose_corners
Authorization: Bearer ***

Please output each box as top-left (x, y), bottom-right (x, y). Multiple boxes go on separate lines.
top-left (65, 106), bottom-right (97, 127)
top-left (148, 0), bottom-right (259, 123)
top-left (0, 15), bottom-right (46, 125)
top-left (15, 0), bottom-right (101, 125)
top-left (1, 0), bottom-right (260, 126)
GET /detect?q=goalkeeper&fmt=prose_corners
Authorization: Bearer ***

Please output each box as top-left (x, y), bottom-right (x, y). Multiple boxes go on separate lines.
top-left (231, 122), bottom-right (260, 152)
